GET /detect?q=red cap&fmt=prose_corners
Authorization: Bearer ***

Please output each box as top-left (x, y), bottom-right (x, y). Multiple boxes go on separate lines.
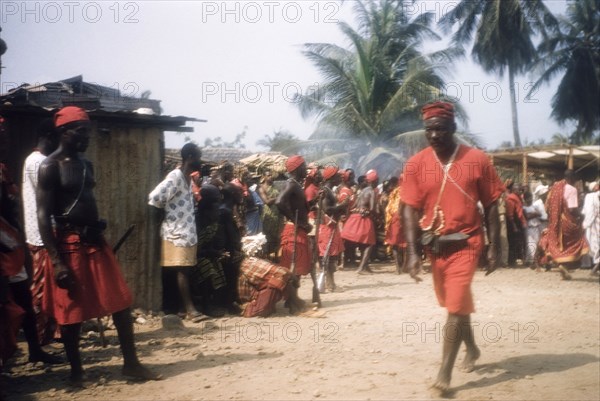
top-left (286, 155), bottom-right (305, 173)
top-left (421, 101), bottom-right (454, 121)
top-left (322, 165), bottom-right (339, 181)
top-left (54, 106), bottom-right (90, 128)
top-left (366, 169), bottom-right (378, 183)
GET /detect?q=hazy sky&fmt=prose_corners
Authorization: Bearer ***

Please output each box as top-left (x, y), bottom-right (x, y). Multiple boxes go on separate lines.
top-left (0, 0), bottom-right (572, 150)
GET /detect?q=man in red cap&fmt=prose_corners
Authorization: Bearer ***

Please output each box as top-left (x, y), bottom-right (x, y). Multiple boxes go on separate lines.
top-left (341, 168), bottom-right (379, 273)
top-left (276, 156), bottom-right (312, 289)
top-left (402, 101), bottom-right (504, 395)
top-left (37, 106), bottom-right (160, 384)
top-left (317, 165), bottom-right (348, 291)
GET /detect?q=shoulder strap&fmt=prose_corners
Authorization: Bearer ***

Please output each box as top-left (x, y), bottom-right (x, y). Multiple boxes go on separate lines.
top-left (63, 161), bottom-right (87, 217)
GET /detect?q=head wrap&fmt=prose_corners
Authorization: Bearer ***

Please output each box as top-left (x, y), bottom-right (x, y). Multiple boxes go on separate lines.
top-left (421, 101), bottom-right (455, 121)
top-left (286, 155), bottom-right (305, 173)
top-left (54, 106), bottom-right (90, 128)
top-left (365, 169), bottom-right (378, 183)
top-left (322, 165), bottom-right (339, 181)
top-left (587, 181), bottom-right (599, 192)
top-left (533, 184), bottom-right (549, 197)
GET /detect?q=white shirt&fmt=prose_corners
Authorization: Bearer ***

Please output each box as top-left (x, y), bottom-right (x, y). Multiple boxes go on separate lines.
top-left (527, 199), bottom-right (548, 227)
top-left (148, 169), bottom-right (197, 247)
top-left (21, 150), bottom-right (46, 246)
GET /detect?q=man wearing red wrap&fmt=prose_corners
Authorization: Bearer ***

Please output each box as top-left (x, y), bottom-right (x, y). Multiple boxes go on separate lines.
top-left (402, 101), bottom-right (504, 396)
top-left (538, 169), bottom-right (589, 280)
top-left (276, 155), bottom-right (312, 277)
top-left (341, 169), bottom-right (379, 274)
top-left (37, 106), bottom-right (160, 384)
top-left (318, 165), bottom-right (348, 291)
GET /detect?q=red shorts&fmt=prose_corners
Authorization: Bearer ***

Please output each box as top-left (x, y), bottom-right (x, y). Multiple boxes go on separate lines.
top-left (280, 224), bottom-right (311, 276)
top-left (341, 213), bottom-right (376, 245)
top-left (428, 233), bottom-right (483, 316)
top-left (42, 233), bottom-right (133, 325)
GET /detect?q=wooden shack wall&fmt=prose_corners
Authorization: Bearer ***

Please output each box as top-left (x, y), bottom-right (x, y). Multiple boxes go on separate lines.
top-left (2, 110), bottom-right (164, 312)
top-left (86, 124), bottom-right (163, 312)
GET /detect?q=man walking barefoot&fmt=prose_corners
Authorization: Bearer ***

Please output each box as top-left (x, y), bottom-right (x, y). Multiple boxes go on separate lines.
top-left (402, 101), bottom-right (504, 396)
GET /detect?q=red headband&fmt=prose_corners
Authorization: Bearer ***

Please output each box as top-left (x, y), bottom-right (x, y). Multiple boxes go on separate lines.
top-left (421, 101), bottom-right (454, 121)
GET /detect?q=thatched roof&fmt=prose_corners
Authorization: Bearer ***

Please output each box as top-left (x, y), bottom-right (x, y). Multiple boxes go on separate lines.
top-left (239, 152), bottom-right (287, 175)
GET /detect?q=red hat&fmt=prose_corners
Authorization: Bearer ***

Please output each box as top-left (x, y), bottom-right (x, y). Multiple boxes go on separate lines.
top-left (54, 106), bottom-right (90, 128)
top-left (322, 165), bottom-right (339, 181)
top-left (421, 101), bottom-right (454, 121)
top-left (365, 169), bottom-right (378, 183)
top-left (286, 155), bottom-right (305, 173)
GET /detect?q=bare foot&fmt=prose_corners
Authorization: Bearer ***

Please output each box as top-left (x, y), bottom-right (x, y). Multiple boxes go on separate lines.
top-left (429, 379), bottom-right (452, 398)
top-left (460, 347), bottom-right (481, 373)
top-left (558, 265), bottom-right (572, 280)
top-left (357, 268), bottom-right (373, 275)
top-left (67, 371), bottom-right (90, 388)
top-left (288, 298), bottom-right (307, 315)
top-left (122, 363), bottom-right (163, 381)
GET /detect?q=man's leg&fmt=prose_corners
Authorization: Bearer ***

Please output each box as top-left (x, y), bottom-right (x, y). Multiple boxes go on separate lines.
top-left (175, 268), bottom-right (203, 317)
top-left (459, 314), bottom-right (480, 372)
top-left (392, 247), bottom-right (402, 274)
top-left (9, 281), bottom-right (62, 364)
top-left (356, 245), bottom-right (373, 274)
top-left (60, 323), bottom-right (84, 383)
top-left (432, 314), bottom-right (462, 394)
top-left (113, 308), bottom-right (162, 380)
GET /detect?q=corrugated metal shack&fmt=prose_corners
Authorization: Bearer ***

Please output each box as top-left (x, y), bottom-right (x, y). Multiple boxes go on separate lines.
top-left (0, 75), bottom-right (204, 311)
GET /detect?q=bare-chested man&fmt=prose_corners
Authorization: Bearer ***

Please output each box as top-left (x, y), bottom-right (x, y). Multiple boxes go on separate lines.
top-left (341, 169), bottom-right (379, 274)
top-left (317, 165), bottom-right (348, 291)
top-left (276, 156), bottom-right (312, 279)
top-left (37, 107), bottom-right (160, 384)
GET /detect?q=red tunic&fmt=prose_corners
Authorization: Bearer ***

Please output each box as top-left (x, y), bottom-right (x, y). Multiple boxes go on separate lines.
top-left (279, 223), bottom-right (311, 276)
top-left (42, 233), bottom-right (133, 325)
top-left (506, 192), bottom-right (527, 227)
top-left (402, 145), bottom-right (504, 315)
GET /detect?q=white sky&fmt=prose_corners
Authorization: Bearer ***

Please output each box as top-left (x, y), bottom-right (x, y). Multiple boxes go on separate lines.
top-left (0, 0), bottom-right (573, 151)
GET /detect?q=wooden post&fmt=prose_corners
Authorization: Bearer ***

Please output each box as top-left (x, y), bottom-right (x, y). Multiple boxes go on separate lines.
top-left (522, 151), bottom-right (528, 185)
top-left (568, 145), bottom-right (574, 169)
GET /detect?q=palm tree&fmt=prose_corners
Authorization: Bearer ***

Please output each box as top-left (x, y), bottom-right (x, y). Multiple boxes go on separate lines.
top-left (294, 0), bottom-right (465, 177)
top-left (529, 0), bottom-right (599, 145)
top-left (439, 0), bottom-right (558, 148)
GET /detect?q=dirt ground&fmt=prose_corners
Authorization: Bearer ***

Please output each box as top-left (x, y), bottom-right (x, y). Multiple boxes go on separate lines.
top-left (2, 263), bottom-right (599, 401)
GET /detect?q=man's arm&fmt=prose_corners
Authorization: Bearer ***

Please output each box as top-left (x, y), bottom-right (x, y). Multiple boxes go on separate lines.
top-left (484, 201), bottom-right (500, 275)
top-left (402, 203), bottom-right (423, 283)
top-left (36, 161), bottom-right (72, 289)
top-left (275, 182), bottom-right (294, 222)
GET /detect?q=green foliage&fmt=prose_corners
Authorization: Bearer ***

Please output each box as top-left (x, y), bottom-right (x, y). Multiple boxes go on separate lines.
top-left (203, 127), bottom-right (247, 149)
top-left (440, 0), bottom-right (559, 148)
top-left (294, 0), bottom-right (466, 178)
top-left (530, 0), bottom-right (600, 144)
top-left (256, 130), bottom-right (301, 153)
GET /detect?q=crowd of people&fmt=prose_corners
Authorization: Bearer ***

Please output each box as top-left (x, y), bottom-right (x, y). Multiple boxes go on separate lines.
top-left (1, 102), bottom-right (598, 395)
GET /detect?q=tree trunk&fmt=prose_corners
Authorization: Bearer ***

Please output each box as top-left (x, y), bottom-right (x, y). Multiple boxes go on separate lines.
top-left (508, 65), bottom-right (522, 148)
